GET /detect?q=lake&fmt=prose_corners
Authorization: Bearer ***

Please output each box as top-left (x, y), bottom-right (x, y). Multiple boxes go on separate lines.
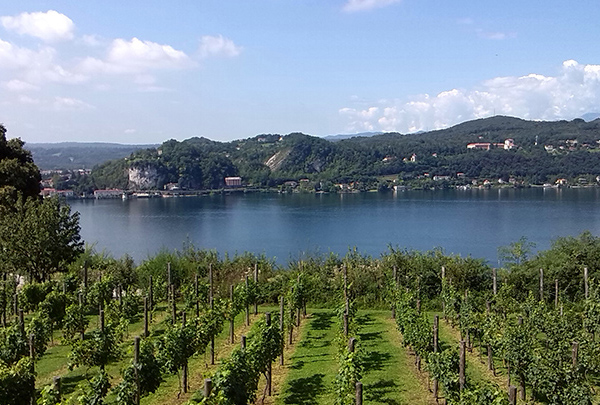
top-left (70, 188), bottom-right (600, 266)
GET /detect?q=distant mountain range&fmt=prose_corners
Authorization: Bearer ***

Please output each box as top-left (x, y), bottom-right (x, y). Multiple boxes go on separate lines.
top-left (27, 142), bottom-right (157, 170)
top-left (321, 132), bottom-right (383, 141)
top-left (26, 114), bottom-right (600, 173)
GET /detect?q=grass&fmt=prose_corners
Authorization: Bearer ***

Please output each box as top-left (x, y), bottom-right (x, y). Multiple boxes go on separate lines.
top-left (276, 309), bottom-right (339, 405)
top-left (359, 311), bottom-right (436, 405)
top-left (276, 309), bottom-right (436, 405)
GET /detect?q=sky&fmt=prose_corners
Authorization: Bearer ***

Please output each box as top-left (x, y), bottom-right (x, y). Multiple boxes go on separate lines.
top-left (1, 0), bottom-right (600, 144)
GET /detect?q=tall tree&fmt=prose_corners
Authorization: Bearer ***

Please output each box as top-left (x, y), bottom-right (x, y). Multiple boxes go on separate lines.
top-left (0, 124), bottom-right (40, 203)
top-left (0, 124), bottom-right (83, 281)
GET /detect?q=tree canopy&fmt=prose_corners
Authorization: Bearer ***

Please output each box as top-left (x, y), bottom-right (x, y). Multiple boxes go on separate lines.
top-left (0, 124), bottom-right (40, 203)
top-left (0, 124), bottom-right (83, 281)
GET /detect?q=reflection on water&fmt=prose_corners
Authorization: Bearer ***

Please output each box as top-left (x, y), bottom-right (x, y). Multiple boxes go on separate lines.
top-left (71, 188), bottom-right (600, 265)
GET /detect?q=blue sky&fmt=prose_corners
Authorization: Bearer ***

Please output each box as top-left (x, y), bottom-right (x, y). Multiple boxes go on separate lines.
top-left (1, 0), bottom-right (599, 144)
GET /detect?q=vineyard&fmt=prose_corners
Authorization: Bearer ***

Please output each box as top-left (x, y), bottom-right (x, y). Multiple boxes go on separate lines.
top-left (2, 234), bottom-right (600, 405)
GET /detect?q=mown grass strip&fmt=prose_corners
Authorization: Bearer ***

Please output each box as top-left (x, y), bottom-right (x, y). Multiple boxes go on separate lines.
top-left (276, 309), bottom-right (338, 405)
top-left (367, 310), bottom-right (436, 405)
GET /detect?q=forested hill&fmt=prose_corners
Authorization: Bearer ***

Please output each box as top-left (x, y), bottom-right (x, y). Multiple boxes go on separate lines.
top-left (80, 116), bottom-right (600, 192)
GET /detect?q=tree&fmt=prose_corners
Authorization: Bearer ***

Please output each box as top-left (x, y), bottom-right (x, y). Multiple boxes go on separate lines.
top-left (0, 124), bottom-right (40, 203)
top-left (0, 195), bottom-right (84, 282)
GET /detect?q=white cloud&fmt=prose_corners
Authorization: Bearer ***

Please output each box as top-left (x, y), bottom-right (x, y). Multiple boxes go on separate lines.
top-left (340, 60), bottom-right (600, 133)
top-left (343, 0), bottom-right (402, 12)
top-left (0, 39), bottom-right (86, 84)
top-left (124, 129), bottom-right (136, 134)
top-left (1, 10), bottom-right (74, 42)
top-left (199, 35), bottom-right (242, 58)
top-left (78, 37), bottom-right (192, 75)
top-left (3, 79), bottom-right (39, 92)
top-left (53, 96), bottom-right (94, 111)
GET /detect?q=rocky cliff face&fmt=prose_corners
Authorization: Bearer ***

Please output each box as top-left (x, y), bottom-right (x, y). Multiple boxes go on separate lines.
top-left (128, 165), bottom-right (159, 190)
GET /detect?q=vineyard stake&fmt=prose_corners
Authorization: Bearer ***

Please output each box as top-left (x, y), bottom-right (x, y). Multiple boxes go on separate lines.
top-left (254, 263), bottom-right (258, 315)
top-left (508, 385), bottom-right (516, 405)
top-left (245, 275), bottom-right (250, 326)
top-left (171, 285), bottom-right (176, 325)
top-left (204, 378), bottom-right (212, 398)
top-left (459, 340), bottom-right (466, 391)
top-left (134, 336), bottom-right (141, 404)
top-left (280, 295), bottom-right (284, 366)
top-left (148, 275), bottom-right (153, 312)
top-left (230, 285), bottom-right (235, 344)
top-left (540, 268), bottom-right (544, 302)
top-left (18, 309), bottom-right (24, 335)
top-left (266, 312), bottom-right (272, 396)
top-left (195, 274), bottom-right (200, 318)
top-left (433, 315), bottom-right (439, 400)
top-left (210, 265), bottom-right (215, 365)
top-left (555, 279), bottom-right (559, 309)
top-left (356, 381), bottom-right (363, 405)
top-left (143, 297), bottom-right (148, 338)
top-left (53, 376), bottom-right (61, 400)
top-left (493, 268), bottom-right (497, 295)
top-left (572, 341), bottom-right (579, 367)
top-left (584, 267), bottom-right (589, 299)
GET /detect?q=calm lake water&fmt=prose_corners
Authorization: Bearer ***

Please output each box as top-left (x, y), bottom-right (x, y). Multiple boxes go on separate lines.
top-left (70, 188), bottom-right (600, 266)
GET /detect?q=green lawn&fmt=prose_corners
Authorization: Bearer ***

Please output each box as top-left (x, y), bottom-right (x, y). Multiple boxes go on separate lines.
top-left (277, 309), bottom-right (435, 405)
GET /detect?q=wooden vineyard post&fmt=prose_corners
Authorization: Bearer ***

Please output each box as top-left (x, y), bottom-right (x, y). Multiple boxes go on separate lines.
top-left (148, 275), bottom-right (153, 312)
top-left (2, 273), bottom-right (6, 327)
top-left (517, 318), bottom-right (524, 400)
top-left (241, 335), bottom-right (247, 350)
top-left (29, 335), bottom-right (35, 405)
top-left (13, 293), bottom-right (18, 321)
top-left (18, 309), bottom-right (24, 335)
top-left (280, 295), bottom-right (285, 366)
top-left (182, 312), bottom-right (188, 393)
top-left (555, 279), bottom-right (559, 309)
top-left (493, 268), bottom-right (497, 296)
top-left (195, 274), bottom-right (200, 318)
top-left (572, 341), bottom-right (579, 367)
top-left (289, 287), bottom-right (294, 345)
top-left (459, 340), bottom-right (466, 392)
top-left (134, 336), bottom-right (141, 405)
top-left (53, 376), bottom-right (62, 400)
top-left (204, 378), bottom-right (212, 399)
top-left (433, 315), bottom-right (439, 400)
top-left (245, 275), bottom-right (250, 326)
top-left (349, 337), bottom-right (356, 353)
top-left (356, 381), bottom-right (363, 405)
top-left (343, 312), bottom-right (349, 337)
top-left (508, 385), bottom-right (517, 405)
top-left (143, 297), bottom-right (149, 338)
top-left (210, 264), bottom-right (215, 365)
top-left (254, 263), bottom-right (258, 315)
top-left (78, 293), bottom-right (85, 340)
top-left (297, 275), bottom-right (301, 328)
top-left (391, 266), bottom-right (397, 319)
top-left (441, 266), bottom-right (446, 318)
top-left (540, 268), bottom-right (544, 302)
top-left (266, 313), bottom-right (272, 396)
top-left (230, 285), bottom-right (235, 344)
top-left (167, 262), bottom-right (171, 299)
top-left (171, 285), bottom-right (176, 325)
top-left (584, 267), bottom-right (589, 299)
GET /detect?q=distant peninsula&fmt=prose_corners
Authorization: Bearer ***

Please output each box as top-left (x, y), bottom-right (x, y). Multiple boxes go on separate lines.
top-left (33, 116), bottom-right (600, 196)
